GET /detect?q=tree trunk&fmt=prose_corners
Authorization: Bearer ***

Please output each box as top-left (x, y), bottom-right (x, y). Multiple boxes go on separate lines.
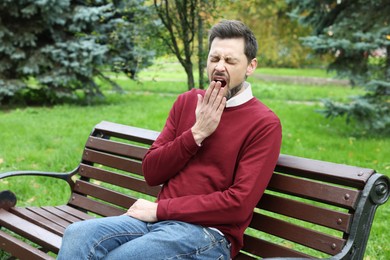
top-left (197, 9), bottom-right (205, 89)
top-left (184, 62), bottom-right (195, 89)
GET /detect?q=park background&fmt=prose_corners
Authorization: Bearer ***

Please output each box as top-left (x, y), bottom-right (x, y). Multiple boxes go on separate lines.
top-left (0, 1), bottom-right (389, 259)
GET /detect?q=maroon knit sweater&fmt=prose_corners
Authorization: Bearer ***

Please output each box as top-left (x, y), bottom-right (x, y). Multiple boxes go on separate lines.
top-left (142, 88), bottom-right (282, 257)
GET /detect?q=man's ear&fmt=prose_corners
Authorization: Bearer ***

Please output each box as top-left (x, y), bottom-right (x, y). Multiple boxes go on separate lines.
top-left (246, 58), bottom-right (258, 76)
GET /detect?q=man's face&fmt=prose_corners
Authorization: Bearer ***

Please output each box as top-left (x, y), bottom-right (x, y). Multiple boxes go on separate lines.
top-left (207, 37), bottom-right (257, 99)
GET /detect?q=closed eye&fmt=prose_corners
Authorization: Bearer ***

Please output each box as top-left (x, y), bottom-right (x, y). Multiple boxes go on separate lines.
top-left (225, 57), bottom-right (238, 64)
top-left (209, 56), bottom-right (220, 62)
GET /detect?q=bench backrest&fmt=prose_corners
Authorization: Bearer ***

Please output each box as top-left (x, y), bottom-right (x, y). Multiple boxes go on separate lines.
top-left (67, 121), bottom-right (389, 259)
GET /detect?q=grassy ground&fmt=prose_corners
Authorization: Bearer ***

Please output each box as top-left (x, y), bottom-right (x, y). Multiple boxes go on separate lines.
top-left (0, 60), bottom-right (389, 259)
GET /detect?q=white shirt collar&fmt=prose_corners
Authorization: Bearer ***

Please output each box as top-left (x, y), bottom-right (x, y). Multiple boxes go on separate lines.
top-left (226, 81), bottom-right (253, 108)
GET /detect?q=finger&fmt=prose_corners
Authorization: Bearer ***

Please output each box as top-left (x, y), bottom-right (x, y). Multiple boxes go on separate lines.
top-left (204, 81), bottom-right (216, 104)
top-left (196, 94), bottom-right (203, 107)
top-left (217, 96), bottom-right (227, 113)
top-left (195, 94), bottom-right (203, 115)
top-left (209, 81), bottom-right (222, 107)
top-left (211, 82), bottom-right (227, 110)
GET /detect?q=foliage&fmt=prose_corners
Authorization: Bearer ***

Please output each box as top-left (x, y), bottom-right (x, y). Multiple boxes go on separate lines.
top-left (223, 0), bottom-right (324, 68)
top-left (287, 0), bottom-right (390, 134)
top-left (153, 0), bottom-right (222, 90)
top-left (101, 0), bottom-right (157, 80)
top-left (0, 0), bottom-right (156, 105)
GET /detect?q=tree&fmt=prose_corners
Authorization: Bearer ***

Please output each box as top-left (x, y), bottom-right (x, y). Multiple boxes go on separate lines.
top-left (153, 0), bottom-right (196, 90)
top-left (288, 0), bottom-right (390, 134)
top-left (0, 0), bottom-right (155, 105)
top-left (153, 0), bottom-right (220, 90)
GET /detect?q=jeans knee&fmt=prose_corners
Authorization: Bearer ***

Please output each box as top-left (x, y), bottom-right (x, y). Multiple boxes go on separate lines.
top-left (64, 221), bottom-right (87, 240)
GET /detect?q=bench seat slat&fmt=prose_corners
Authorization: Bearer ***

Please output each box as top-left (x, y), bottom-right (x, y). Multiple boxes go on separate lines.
top-left (10, 207), bottom-right (65, 235)
top-left (276, 154), bottom-right (375, 188)
top-left (26, 207), bottom-right (71, 227)
top-left (242, 234), bottom-right (311, 258)
top-left (55, 205), bottom-right (95, 220)
top-left (41, 206), bottom-right (83, 223)
top-left (0, 209), bottom-right (61, 253)
top-left (86, 136), bottom-right (148, 160)
top-left (79, 164), bottom-right (160, 197)
top-left (268, 173), bottom-right (360, 209)
top-left (82, 148), bottom-right (143, 174)
top-left (94, 121), bottom-right (159, 145)
top-left (74, 180), bottom-right (136, 209)
top-left (251, 213), bottom-right (345, 255)
top-left (0, 229), bottom-right (55, 260)
top-left (259, 193), bottom-right (352, 232)
top-left (68, 193), bottom-right (126, 217)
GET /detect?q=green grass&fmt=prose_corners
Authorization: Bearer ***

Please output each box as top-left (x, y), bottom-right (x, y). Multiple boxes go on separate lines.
top-left (256, 67), bottom-right (337, 78)
top-left (133, 56), bottom-right (338, 82)
top-left (0, 62), bottom-right (389, 259)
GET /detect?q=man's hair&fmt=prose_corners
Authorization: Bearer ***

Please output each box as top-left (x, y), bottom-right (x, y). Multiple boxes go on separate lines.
top-left (208, 20), bottom-right (258, 62)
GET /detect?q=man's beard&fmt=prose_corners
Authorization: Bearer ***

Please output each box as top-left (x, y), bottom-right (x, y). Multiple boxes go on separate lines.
top-left (226, 81), bottom-right (244, 100)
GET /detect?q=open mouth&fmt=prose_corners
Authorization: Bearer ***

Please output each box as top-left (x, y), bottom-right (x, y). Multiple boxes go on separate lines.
top-left (215, 80), bottom-right (227, 88)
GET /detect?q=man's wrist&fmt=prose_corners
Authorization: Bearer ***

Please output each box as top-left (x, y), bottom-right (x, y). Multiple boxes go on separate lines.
top-left (191, 127), bottom-right (205, 146)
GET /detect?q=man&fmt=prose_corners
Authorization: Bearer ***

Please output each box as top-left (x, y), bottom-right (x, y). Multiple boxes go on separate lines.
top-left (57, 20), bottom-right (281, 259)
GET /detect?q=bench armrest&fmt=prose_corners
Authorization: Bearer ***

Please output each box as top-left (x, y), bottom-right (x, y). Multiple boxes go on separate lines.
top-left (0, 170), bottom-right (72, 181)
top-left (331, 173), bottom-right (389, 260)
top-left (0, 169), bottom-right (76, 210)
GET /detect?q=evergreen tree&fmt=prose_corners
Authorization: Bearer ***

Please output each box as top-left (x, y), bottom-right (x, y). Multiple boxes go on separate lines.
top-left (288, 0), bottom-right (390, 134)
top-left (0, 0), bottom-right (155, 105)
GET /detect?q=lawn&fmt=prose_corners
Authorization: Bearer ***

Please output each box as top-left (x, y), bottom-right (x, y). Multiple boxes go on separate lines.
top-left (0, 60), bottom-right (389, 259)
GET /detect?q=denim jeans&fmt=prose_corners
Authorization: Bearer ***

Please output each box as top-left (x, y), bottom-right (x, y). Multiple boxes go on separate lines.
top-left (57, 216), bottom-right (231, 259)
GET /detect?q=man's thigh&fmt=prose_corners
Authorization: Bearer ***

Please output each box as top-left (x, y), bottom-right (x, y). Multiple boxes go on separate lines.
top-left (58, 215), bottom-right (149, 260)
top-left (106, 220), bottom-right (231, 259)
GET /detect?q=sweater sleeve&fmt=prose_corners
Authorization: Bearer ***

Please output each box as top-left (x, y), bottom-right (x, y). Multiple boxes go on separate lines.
top-left (142, 95), bottom-right (201, 186)
top-left (156, 121), bottom-right (282, 226)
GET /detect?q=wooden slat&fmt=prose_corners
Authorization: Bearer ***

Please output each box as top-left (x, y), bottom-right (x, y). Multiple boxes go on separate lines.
top-left (0, 209), bottom-right (61, 253)
top-left (68, 193), bottom-right (126, 217)
top-left (79, 164), bottom-right (160, 197)
top-left (26, 207), bottom-right (71, 228)
top-left (94, 121), bottom-right (159, 145)
top-left (276, 154), bottom-right (375, 188)
top-left (0, 229), bottom-right (55, 260)
top-left (267, 173), bottom-right (360, 209)
top-left (242, 234), bottom-right (311, 258)
top-left (41, 206), bottom-right (83, 223)
top-left (82, 148), bottom-right (143, 174)
top-left (86, 136), bottom-right (148, 160)
top-left (74, 180), bottom-right (135, 208)
top-left (251, 213), bottom-right (345, 255)
top-left (55, 205), bottom-right (95, 220)
top-left (258, 193), bottom-right (352, 232)
top-left (10, 207), bottom-right (65, 235)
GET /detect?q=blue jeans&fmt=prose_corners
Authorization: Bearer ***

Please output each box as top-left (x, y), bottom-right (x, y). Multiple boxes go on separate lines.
top-left (57, 216), bottom-right (231, 259)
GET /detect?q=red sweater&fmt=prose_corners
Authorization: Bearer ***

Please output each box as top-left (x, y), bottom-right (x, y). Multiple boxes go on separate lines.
top-left (142, 88), bottom-right (282, 257)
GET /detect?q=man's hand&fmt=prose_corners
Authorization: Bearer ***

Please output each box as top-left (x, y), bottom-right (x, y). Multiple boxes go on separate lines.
top-left (191, 81), bottom-right (227, 145)
top-left (125, 199), bottom-right (158, 223)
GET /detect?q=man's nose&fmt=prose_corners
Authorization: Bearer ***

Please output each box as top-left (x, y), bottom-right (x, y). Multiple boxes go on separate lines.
top-left (215, 60), bottom-right (226, 71)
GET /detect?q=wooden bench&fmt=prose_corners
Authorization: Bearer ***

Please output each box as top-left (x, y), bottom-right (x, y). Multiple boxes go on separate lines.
top-left (0, 121), bottom-right (388, 260)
